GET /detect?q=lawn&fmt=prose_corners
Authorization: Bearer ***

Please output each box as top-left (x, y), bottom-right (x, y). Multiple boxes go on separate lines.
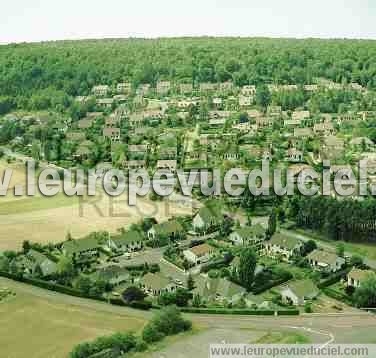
top-left (0, 280), bottom-right (146, 358)
top-left (256, 331), bottom-right (310, 344)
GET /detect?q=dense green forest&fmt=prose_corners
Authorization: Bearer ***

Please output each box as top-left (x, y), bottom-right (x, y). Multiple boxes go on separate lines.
top-left (287, 195), bottom-right (376, 242)
top-left (1, 37), bottom-right (376, 114)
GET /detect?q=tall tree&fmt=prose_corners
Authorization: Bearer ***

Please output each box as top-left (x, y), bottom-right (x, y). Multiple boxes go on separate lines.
top-left (237, 248), bottom-right (257, 291)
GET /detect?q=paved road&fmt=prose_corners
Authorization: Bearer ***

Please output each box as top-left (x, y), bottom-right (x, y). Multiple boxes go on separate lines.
top-left (2, 277), bottom-right (376, 358)
top-left (281, 229), bottom-right (376, 270)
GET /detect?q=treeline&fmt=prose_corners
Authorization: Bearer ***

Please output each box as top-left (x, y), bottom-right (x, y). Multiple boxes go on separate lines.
top-left (1, 37), bottom-right (376, 112)
top-left (287, 195), bottom-right (376, 242)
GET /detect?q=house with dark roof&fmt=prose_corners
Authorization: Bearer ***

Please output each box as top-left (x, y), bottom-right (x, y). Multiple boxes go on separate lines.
top-left (229, 224), bottom-right (266, 250)
top-left (94, 265), bottom-right (130, 286)
top-left (265, 233), bottom-right (303, 261)
top-left (108, 230), bottom-right (144, 253)
top-left (23, 249), bottom-right (58, 277)
top-left (140, 272), bottom-right (177, 296)
top-left (307, 249), bottom-right (345, 273)
top-left (62, 237), bottom-right (101, 262)
top-left (194, 277), bottom-right (246, 304)
top-left (147, 220), bottom-right (184, 240)
top-left (192, 206), bottom-right (222, 234)
top-left (347, 268), bottom-right (375, 288)
top-left (280, 279), bottom-right (319, 306)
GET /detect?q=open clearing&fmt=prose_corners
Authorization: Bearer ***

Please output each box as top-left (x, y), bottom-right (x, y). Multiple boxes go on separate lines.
top-left (0, 278), bottom-right (146, 358)
top-left (0, 165), bottom-right (195, 251)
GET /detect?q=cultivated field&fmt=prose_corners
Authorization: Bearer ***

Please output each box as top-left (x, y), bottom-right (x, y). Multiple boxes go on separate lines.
top-left (0, 160), bottom-right (195, 251)
top-left (0, 278), bottom-right (146, 358)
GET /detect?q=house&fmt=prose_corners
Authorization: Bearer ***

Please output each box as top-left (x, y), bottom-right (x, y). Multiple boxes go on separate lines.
top-left (194, 277), bottom-right (246, 304)
top-left (179, 83), bottom-right (193, 94)
top-left (96, 98), bottom-right (114, 109)
top-left (66, 131), bottom-right (86, 142)
top-left (200, 83), bottom-right (217, 92)
top-left (284, 119), bottom-right (301, 128)
top-left (292, 110), bottom-right (310, 121)
top-left (156, 81), bottom-right (171, 95)
top-left (313, 122), bottom-right (335, 136)
top-left (219, 81), bottom-right (234, 92)
top-left (267, 106), bottom-right (282, 117)
top-left (128, 144), bottom-right (148, 158)
top-left (304, 84), bottom-right (319, 92)
top-left (23, 249), bottom-right (58, 277)
top-left (92, 85), bottom-right (110, 97)
top-left (212, 97), bottom-right (223, 108)
top-left (247, 109), bottom-right (262, 119)
top-left (129, 113), bottom-right (144, 127)
top-left (265, 233), bottom-right (303, 261)
top-left (239, 96), bottom-right (252, 107)
top-left (209, 118), bottom-right (226, 127)
top-left (349, 137), bottom-right (374, 150)
top-left (307, 249), bottom-right (345, 273)
top-left (321, 136), bottom-right (345, 160)
top-left (117, 82), bottom-right (132, 94)
top-left (147, 220), bottom-right (184, 240)
top-left (77, 117), bottom-right (94, 130)
top-left (347, 268), bottom-right (375, 288)
top-left (229, 224), bottom-right (266, 250)
top-left (108, 230), bottom-right (144, 253)
top-left (192, 206), bottom-right (222, 233)
top-left (158, 147), bottom-right (178, 160)
top-left (183, 243), bottom-right (215, 265)
top-left (294, 128), bottom-right (313, 139)
top-left (62, 237), bottom-right (101, 262)
top-left (105, 114), bottom-right (120, 128)
top-left (286, 148), bottom-right (304, 163)
top-left (280, 280), bottom-right (319, 306)
top-left (255, 117), bottom-right (272, 130)
top-left (241, 85), bottom-right (256, 96)
top-left (123, 160), bottom-right (147, 170)
top-left (95, 266), bottom-right (130, 286)
top-left (103, 127), bottom-right (121, 143)
top-left (156, 160), bottom-right (177, 173)
top-left (140, 273), bottom-right (177, 296)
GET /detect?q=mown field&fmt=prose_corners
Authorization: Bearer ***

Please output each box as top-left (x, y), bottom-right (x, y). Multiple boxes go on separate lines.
top-left (0, 278), bottom-right (146, 358)
top-left (0, 160), bottom-right (194, 251)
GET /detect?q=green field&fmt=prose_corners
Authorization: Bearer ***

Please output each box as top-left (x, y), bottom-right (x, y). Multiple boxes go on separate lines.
top-left (256, 331), bottom-right (310, 344)
top-left (0, 279), bottom-right (146, 358)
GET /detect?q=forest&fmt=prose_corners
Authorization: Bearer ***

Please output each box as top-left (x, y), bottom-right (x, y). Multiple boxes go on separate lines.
top-left (287, 195), bottom-right (376, 242)
top-left (1, 37), bottom-right (376, 114)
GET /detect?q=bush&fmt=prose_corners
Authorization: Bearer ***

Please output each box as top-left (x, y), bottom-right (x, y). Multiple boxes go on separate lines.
top-left (142, 306), bottom-right (192, 344)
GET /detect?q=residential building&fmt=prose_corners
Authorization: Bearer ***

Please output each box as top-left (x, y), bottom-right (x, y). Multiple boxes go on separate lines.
top-left (103, 127), bottom-right (121, 143)
top-left (183, 243), bottom-right (215, 265)
top-left (147, 220), bottom-right (184, 240)
top-left (286, 148), bottom-right (304, 162)
top-left (156, 81), bottom-right (171, 95)
top-left (156, 160), bottom-right (177, 172)
top-left (347, 268), bottom-right (375, 288)
top-left (108, 230), bottom-right (144, 253)
top-left (92, 85), bottom-right (110, 97)
top-left (280, 279), bottom-right (319, 306)
top-left (265, 233), bottom-right (303, 261)
top-left (140, 273), bottom-right (177, 296)
top-left (192, 206), bottom-right (222, 233)
top-left (307, 249), bottom-right (345, 273)
top-left (229, 224), bottom-right (266, 250)
top-left (62, 237), bottom-right (101, 262)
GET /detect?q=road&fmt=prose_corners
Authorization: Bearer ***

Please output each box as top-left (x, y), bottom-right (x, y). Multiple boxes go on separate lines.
top-left (1, 277), bottom-right (376, 358)
top-left (281, 229), bottom-right (376, 270)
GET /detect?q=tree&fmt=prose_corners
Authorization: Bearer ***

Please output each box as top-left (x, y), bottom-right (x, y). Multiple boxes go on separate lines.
top-left (350, 255), bottom-right (364, 268)
top-left (75, 275), bottom-right (92, 295)
top-left (22, 240), bottom-right (31, 254)
top-left (192, 294), bottom-right (202, 307)
top-left (256, 84), bottom-right (271, 108)
top-left (142, 306), bottom-right (191, 343)
top-left (336, 243), bottom-right (345, 258)
top-left (237, 248), bottom-right (257, 291)
top-left (353, 275), bottom-right (376, 308)
top-left (187, 274), bottom-right (195, 291)
top-left (122, 286), bottom-right (146, 304)
top-left (57, 256), bottom-right (75, 283)
top-left (266, 209), bottom-right (277, 238)
top-left (302, 240), bottom-right (317, 256)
